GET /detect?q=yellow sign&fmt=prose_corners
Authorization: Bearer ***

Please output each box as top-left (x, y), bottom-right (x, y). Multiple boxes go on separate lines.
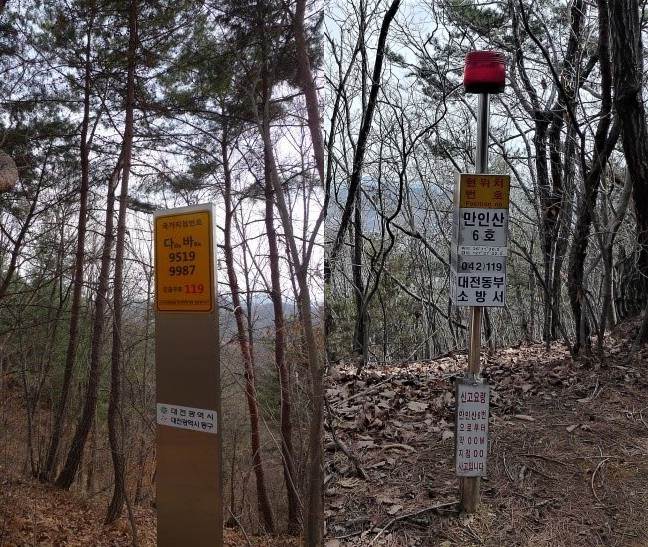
top-left (155, 210), bottom-right (214, 312)
top-left (459, 174), bottom-right (510, 208)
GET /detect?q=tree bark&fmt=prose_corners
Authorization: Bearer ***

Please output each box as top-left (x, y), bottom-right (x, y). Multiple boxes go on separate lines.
top-left (41, 8), bottom-right (95, 482)
top-left (512, 0), bottom-right (583, 347)
top-left (610, 0), bottom-right (648, 342)
top-left (352, 192), bottom-right (367, 361)
top-left (293, 0), bottom-right (324, 185)
top-left (270, 1), bottom-right (327, 541)
top-left (221, 124), bottom-right (275, 534)
top-left (260, 103), bottom-right (323, 547)
top-left (264, 150), bottom-right (300, 533)
top-left (567, 0), bottom-right (616, 354)
top-left (597, 170), bottom-right (632, 348)
top-left (55, 155), bottom-right (122, 489)
top-left (105, 0), bottom-right (137, 525)
top-left (0, 156), bottom-right (46, 301)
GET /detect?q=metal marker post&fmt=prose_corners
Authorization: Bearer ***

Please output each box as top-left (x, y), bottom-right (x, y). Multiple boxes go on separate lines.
top-left (154, 204), bottom-right (222, 547)
top-left (461, 92), bottom-right (490, 513)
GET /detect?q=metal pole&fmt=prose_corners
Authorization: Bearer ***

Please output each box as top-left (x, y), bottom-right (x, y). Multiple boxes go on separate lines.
top-left (461, 92), bottom-right (490, 513)
top-left (475, 93), bottom-right (490, 174)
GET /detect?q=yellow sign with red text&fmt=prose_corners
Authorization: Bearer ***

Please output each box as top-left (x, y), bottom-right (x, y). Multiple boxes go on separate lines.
top-left (459, 174), bottom-right (510, 209)
top-left (155, 210), bottom-right (214, 312)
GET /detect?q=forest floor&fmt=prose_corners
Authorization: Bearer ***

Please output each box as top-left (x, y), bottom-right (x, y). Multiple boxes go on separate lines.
top-left (0, 382), bottom-right (296, 545)
top-left (0, 474), bottom-right (300, 547)
top-left (2, 322), bottom-right (648, 546)
top-left (324, 320), bottom-right (648, 546)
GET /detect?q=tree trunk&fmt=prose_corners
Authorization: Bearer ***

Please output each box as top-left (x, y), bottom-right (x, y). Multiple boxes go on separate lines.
top-left (610, 0), bottom-right (648, 340)
top-left (293, 0), bottom-right (324, 186)
top-left (105, 0), bottom-right (137, 524)
top-left (41, 10), bottom-right (95, 482)
top-left (598, 170), bottom-right (632, 348)
top-left (352, 194), bottom-right (367, 361)
top-left (55, 157), bottom-right (122, 489)
top-left (567, 0), bottom-right (616, 354)
top-left (0, 164), bottom-right (44, 301)
top-left (33, 215), bottom-right (68, 476)
top-left (549, 119), bottom-right (577, 341)
top-left (221, 125), bottom-right (275, 533)
top-left (512, 1), bottom-right (584, 347)
top-left (85, 415), bottom-right (96, 494)
top-left (288, 2), bottom-right (328, 541)
top-left (327, 0), bottom-right (401, 268)
top-left (260, 105), bottom-right (323, 547)
top-left (263, 147), bottom-right (300, 532)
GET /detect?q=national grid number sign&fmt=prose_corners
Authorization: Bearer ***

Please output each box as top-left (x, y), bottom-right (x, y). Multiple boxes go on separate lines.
top-left (154, 210), bottom-right (214, 312)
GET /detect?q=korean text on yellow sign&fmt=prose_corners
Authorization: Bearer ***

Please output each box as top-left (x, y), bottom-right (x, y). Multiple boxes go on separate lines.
top-left (459, 174), bottom-right (510, 209)
top-left (155, 210), bottom-right (214, 312)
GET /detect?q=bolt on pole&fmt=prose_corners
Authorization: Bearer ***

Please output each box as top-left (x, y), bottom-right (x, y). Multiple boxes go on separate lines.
top-left (461, 91), bottom-right (490, 513)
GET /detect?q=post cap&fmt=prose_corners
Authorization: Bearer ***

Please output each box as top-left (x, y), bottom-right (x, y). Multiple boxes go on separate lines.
top-left (464, 51), bottom-right (506, 94)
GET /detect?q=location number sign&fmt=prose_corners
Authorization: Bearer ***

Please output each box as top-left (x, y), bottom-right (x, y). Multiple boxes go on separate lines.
top-left (155, 209), bottom-right (214, 312)
top-left (457, 209), bottom-right (508, 253)
top-left (451, 173), bottom-right (511, 307)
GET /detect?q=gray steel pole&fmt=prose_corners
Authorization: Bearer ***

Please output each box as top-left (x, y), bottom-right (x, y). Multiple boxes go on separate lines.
top-left (476, 93), bottom-right (490, 173)
top-left (461, 92), bottom-right (490, 513)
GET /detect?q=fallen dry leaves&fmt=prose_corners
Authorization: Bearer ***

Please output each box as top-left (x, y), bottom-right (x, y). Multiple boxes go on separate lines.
top-left (2, 323), bottom-right (648, 546)
top-left (0, 475), bottom-right (300, 546)
top-left (325, 324), bottom-right (648, 546)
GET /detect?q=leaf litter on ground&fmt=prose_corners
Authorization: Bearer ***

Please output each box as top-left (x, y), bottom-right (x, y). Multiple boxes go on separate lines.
top-left (325, 322), bottom-right (648, 546)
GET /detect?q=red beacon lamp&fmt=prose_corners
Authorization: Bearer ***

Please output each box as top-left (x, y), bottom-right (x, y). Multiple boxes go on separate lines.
top-left (463, 51), bottom-right (506, 94)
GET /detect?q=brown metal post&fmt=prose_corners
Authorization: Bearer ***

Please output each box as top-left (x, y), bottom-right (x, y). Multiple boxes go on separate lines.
top-left (154, 204), bottom-right (223, 546)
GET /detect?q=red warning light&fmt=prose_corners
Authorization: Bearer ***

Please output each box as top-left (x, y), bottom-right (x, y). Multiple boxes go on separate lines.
top-left (464, 51), bottom-right (506, 94)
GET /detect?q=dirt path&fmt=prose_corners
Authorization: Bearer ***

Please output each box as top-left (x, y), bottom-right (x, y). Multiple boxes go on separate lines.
top-left (324, 334), bottom-right (648, 546)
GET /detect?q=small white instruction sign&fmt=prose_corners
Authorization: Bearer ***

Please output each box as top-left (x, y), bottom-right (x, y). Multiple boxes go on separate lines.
top-left (157, 403), bottom-right (217, 434)
top-left (455, 381), bottom-right (489, 477)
